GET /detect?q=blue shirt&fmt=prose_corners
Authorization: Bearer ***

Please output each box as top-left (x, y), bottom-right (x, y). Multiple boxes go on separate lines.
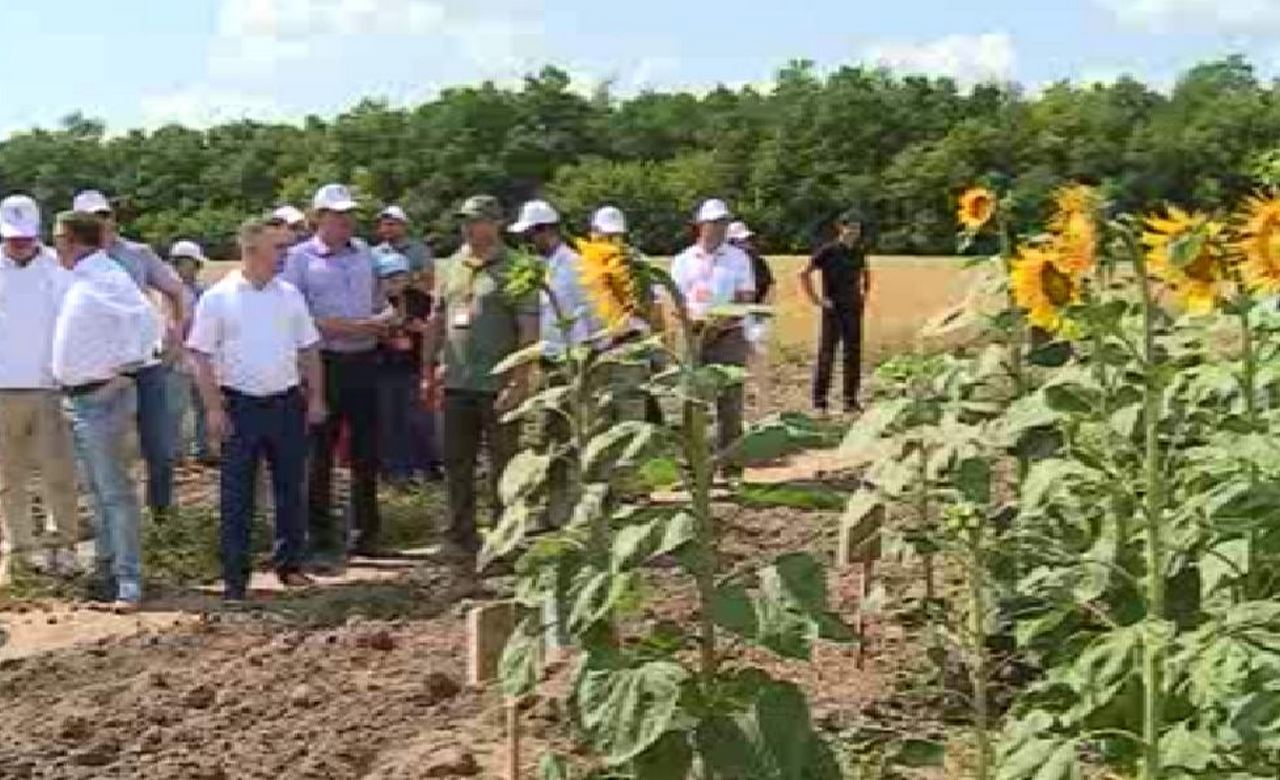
top-left (281, 236), bottom-right (381, 353)
top-left (105, 237), bottom-right (181, 294)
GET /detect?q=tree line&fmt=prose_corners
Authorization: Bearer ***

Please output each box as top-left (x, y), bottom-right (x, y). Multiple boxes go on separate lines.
top-left (2, 55), bottom-right (1278, 259)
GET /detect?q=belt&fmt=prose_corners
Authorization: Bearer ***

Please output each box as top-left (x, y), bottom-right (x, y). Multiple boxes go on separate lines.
top-left (322, 350), bottom-right (378, 363)
top-left (62, 380), bottom-right (111, 398)
top-left (221, 386), bottom-right (300, 404)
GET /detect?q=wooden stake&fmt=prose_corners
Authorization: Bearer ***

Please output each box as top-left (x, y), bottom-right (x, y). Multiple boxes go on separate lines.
top-left (506, 698), bottom-right (521, 780)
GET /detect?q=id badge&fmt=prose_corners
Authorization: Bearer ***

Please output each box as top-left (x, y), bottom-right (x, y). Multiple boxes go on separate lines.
top-left (452, 308), bottom-right (472, 329)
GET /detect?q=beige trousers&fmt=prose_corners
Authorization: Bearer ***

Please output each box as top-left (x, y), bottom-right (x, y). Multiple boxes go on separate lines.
top-left (0, 390), bottom-right (79, 554)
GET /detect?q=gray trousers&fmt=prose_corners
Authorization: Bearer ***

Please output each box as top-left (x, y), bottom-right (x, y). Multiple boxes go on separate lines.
top-left (443, 389), bottom-right (519, 548)
top-left (700, 326), bottom-right (749, 459)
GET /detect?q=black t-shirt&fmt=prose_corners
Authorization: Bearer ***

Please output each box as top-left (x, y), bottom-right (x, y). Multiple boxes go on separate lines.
top-left (810, 242), bottom-right (866, 307)
top-left (379, 288), bottom-right (432, 372)
top-left (748, 248), bottom-right (774, 304)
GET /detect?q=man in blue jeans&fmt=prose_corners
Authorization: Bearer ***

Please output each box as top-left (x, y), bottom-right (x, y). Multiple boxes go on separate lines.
top-left (51, 211), bottom-right (162, 612)
top-left (189, 218), bottom-right (327, 601)
top-left (73, 190), bottom-right (186, 521)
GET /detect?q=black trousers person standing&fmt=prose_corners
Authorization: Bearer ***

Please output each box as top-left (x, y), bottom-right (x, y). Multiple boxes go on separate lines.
top-left (813, 300), bottom-right (863, 412)
top-left (309, 351), bottom-right (381, 560)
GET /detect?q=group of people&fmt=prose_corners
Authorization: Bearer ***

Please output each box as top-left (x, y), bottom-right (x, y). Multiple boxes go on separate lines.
top-left (0, 182), bottom-right (871, 609)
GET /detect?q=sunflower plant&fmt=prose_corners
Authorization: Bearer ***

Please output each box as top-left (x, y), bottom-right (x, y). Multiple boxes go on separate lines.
top-left (488, 242), bottom-right (852, 779)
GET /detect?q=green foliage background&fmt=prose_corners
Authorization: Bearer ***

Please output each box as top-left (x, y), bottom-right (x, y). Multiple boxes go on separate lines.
top-left (4, 56), bottom-right (1278, 258)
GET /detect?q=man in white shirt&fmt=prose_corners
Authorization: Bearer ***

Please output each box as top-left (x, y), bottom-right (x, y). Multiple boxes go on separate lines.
top-left (670, 199), bottom-right (756, 472)
top-left (510, 199), bottom-right (599, 528)
top-left (73, 190), bottom-right (185, 522)
top-left (0, 196), bottom-right (78, 586)
top-left (52, 211), bottom-right (163, 612)
top-left (188, 218), bottom-right (327, 602)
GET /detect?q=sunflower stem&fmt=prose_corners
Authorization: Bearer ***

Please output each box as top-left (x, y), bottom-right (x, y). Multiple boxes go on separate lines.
top-left (1238, 303), bottom-right (1263, 598)
top-left (1132, 231), bottom-right (1166, 780)
top-left (998, 213), bottom-right (1029, 486)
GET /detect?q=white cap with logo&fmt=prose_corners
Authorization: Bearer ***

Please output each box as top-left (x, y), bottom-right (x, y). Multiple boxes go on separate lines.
top-left (695, 198), bottom-right (732, 224)
top-left (312, 183), bottom-right (359, 213)
top-left (379, 205), bottom-right (409, 223)
top-left (73, 190), bottom-right (112, 214)
top-left (0, 195), bottom-right (40, 239)
top-left (727, 221), bottom-right (754, 241)
top-left (169, 239), bottom-right (208, 264)
top-left (272, 205), bottom-right (307, 226)
top-left (509, 200), bottom-right (560, 233)
top-left (591, 206), bottom-right (627, 236)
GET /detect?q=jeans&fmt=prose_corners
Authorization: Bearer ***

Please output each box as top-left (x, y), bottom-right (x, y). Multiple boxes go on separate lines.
top-left (814, 302), bottom-right (864, 410)
top-left (134, 363), bottom-right (175, 512)
top-left (64, 380), bottom-right (142, 603)
top-left (443, 390), bottom-right (519, 550)
top-left (377, 366), bottom-right (436, 481)
top-left (220, 388), bottom-right (307, 596)
top-left (167, 370), bottom-right (211, 460)
top-left (310, 352), bottom-right (380, 556)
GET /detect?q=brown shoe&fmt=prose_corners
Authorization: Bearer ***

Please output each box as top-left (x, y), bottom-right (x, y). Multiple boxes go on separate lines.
top-left (110, 600), bottom-right (140, 615)
top-left (277, 571), bottom-right (315, 589)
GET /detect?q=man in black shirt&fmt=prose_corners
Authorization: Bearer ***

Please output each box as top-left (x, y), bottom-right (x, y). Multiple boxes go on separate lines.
top-left (801, 214), bottom-right (872, 414)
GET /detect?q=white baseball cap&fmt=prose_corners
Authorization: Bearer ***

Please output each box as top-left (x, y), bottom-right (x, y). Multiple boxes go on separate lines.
top-left (727, 221), bottom-right (754, 241)
top-left (0, 195), bottom-right (40, 239)
top-left (272, 205), bottom-right (307, 226)
top-left (312, 183), bottom-right (359, 212)
top-left (591, 206), bottom-right (627, 236)
top-left (169, 239), bottom-right (207, 264)
top-left (695, 198), bottom-right (732, 224)
top-left (73, 189), bottom-right (112, 214)
top-left (509, 200), bottom-right (560, 233)
top-left (378, 205), bottom-right (409, 223)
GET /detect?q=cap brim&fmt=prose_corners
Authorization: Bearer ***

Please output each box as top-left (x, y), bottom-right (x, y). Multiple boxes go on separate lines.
top-left (318, 201), bottom-right (358, 212)
top-left (0, 225), bottom-right (35, 239)
top-left (507, 221), bottom-right (533, 233)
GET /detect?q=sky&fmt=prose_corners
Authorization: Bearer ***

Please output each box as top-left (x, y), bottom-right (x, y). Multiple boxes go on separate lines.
top-left (3, 0), bottom-right (1280, 137)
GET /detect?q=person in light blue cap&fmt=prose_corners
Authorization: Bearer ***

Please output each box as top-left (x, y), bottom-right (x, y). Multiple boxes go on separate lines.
top-left (375, 252), bottom-right (440, 486)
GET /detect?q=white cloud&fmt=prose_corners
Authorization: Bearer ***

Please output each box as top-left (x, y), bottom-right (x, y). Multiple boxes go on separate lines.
top-left (139, 87), bottom-right (287, 129)
top-left (1095, 0), bottom-right (1280, 33)
top-left (861, 32), bottom-right (1017, 85)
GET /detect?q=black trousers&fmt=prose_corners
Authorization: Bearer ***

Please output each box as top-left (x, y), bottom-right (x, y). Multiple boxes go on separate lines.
top-left (814, 302), bottom-right (864, 410)
top-left (309, 351), bottom-right (380, 555)
top-left (442, 390), bottom-right (519, 550)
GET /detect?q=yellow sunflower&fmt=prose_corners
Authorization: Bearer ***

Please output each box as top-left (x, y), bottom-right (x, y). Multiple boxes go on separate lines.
top-left (576, 238), bottom-right (641, 331)
top-left (957, 187), bottom-right (997, 233)
top-left (1236, 192), bottom-right (1280, 296)
top-left (1049, 185), bottom-right (1101, 274)
top-left (1010, 244), bottom-right (1081, 333)
top-left (1142, 206), bottom-right (1231, 315)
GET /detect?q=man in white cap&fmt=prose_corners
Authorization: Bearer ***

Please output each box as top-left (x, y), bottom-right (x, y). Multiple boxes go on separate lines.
top-left (590, 206), bottom-right (628, 242)
top-left (0, 195), bottom-right (78, 586)
top-left (282, 183), bottom-right (392, 566)
top-left (166, 240), bottom-right (214, 465)
top-left (374, 205), bottom-right (432, 291)
top-left (269, 205), bottom-right (310, 247)
top-left (671, 199), bottom-right (756, 474)
top-left (510, 199), bottom-right (599, 528)
top-left (72, 189), bottom-right (185, 522)
top-left (727, 220), bottom-right (775, 411)
top-left (52, 210), bottom-right (163, 611)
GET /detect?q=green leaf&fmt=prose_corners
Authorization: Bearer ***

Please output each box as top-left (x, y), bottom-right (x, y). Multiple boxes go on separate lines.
top-left (492, 342), bottom-right (549, 377)
top-left (480, 500), bottom-right (533, 569)
top-left (584, 421), bottom-right (659, 477)
top-left (503, 385), bottom-right (573, 423)
top-left (840, 399), bottom-right (911, 455)
top-left (995, 735), bottom-right (1080, 780)
top-left (577, 661), bottom-right (688, 765)
top-left (1043, 383), bottom-right (1097, 415)
top-left (889, 738), bottom-right (946, 768)
top-left (734, 483), bottom-right (846, 511)
top-left (569, 568), bottom-right (635, 633)
top-left (956, 456), bottom-right (992, 504)
top-left (841, 491), bottom-right (883, 553)
top-left (538, 753), bottom-right (573, 780)
top-left (631, 730), bottom-right (693, 780)
top-left (1160, 722), bottom-right (1214, 772)
top-left (499, 451), bottom-right (553, 505)
top-left (710, 583), bottom-right (759, 637)
top-left (499, 617), bottom-right (544, 698)
top-left (611, 512), bottom-right (696, 570)
top-left (706, 303), bottom-right (774, 319)
top-left (1026, 340), bottom-right (1073, 368)
top-left (696, 715), bottom-right (767, 778)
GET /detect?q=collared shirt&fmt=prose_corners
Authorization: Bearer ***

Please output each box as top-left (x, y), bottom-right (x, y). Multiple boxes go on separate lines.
top-left (281, 236), bottom-right (381, 353)
top-left (0, 248), bottom-right (72, 389)
top-left (187, 271), bottom-right (320, 397)
top-left (670, 241), bottom-right (756, 321)
top-left (106, 237), bottom-right (182, 295)
top-left (375, 238), bottom-right (432, 274)
top-left (541, 241), bottom-right (600, 356)
top-left (52, 251), bottom-right (163, 387)
top-left (435, 246), bottom-right (540, 394)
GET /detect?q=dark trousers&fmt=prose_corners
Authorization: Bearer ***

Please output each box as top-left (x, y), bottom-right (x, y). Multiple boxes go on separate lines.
top-left (309, 352), bottom-right (380, 555)
top-left (220, 388), bottom-right (307, 596)
top-left (700, 327), bottom-right (749, 456)
top-left (377, 366), bottom-right (435, 480)
top-left (814, 302), bottom-right (864, 410)
top-left (443, 389), bottom-right (519, 549)
top-left (134, 363), bottom-right (175, 512)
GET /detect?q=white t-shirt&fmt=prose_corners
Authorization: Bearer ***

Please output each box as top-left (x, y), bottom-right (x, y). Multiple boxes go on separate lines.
top-left (0, 248), bottom-right (72, 389)
top-left (541, 241), bottom-right (601, 355)
top-left (186, 271), bottom-right (320, 397)
top-left (52, 252), bottom-right (162, 387)
top-left (670, 242), bottom-right (755, 321)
